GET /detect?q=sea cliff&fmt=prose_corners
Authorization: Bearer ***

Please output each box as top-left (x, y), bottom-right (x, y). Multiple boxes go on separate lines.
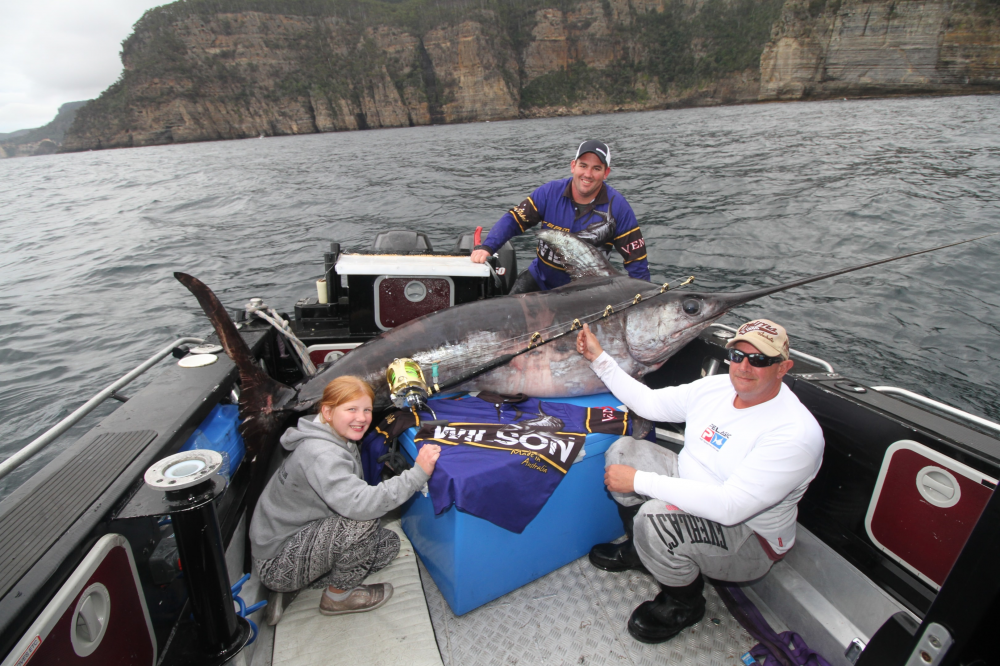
top-left (62, 0), bottom-right (1000, 151)
top-left (1, 101), bottom-right (88, 158)
top-left (760, 0), bottom-right (1000, 99)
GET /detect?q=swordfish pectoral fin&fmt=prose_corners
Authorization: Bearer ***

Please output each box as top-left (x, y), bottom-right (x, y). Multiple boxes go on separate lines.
top-left (173, 272), bottom-right (298, 458)
top-left (537, 230), bottom-right (620, 280)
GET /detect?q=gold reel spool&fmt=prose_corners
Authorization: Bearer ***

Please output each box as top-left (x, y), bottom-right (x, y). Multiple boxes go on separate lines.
top-left (386, 358), bottom-right (431, 411)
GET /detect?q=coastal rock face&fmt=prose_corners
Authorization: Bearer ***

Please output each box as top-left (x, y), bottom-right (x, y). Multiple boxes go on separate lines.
top-left (760, 0), bottom-right (1000, 99)
top-left (940, 0), bottom-right (1000, 87)
top-left (65, 12), bottom-right (418, 150)
top-left (1, 101), bottom-right (87, 158)
top-left (62, 0), bottom-right (1000, 151)
top-left (522, 4), bottom-right (618, 82)
top-left (422, 21), bottom-right (519, 122)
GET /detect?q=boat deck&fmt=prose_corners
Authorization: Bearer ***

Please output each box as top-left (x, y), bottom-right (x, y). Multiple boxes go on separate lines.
top-left (422, 549), bottom-right (756, 666)
top-left (252, 515), bottom-right (758, 666)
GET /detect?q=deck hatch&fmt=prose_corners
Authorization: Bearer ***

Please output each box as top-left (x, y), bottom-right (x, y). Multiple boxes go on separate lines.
top-left (0, 430), bottom-right (156, 600)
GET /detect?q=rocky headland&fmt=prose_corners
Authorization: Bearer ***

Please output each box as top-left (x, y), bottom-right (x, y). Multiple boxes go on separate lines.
top-left (61, 0), bottom-right (1000, 152)
top-left (0, 101), bottom-right (88, 158)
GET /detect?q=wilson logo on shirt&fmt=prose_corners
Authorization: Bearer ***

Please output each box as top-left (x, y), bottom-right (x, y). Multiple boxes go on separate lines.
top-left (700, 424), bottom-right (730, 450)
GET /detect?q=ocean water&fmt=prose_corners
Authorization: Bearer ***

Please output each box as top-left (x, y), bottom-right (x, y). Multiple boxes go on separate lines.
top-left (2, 95), bottom-right (999, 497)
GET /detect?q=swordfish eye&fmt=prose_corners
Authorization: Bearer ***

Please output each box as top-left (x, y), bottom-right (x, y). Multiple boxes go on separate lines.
top-left (682, 298), bottom-right (702, 315)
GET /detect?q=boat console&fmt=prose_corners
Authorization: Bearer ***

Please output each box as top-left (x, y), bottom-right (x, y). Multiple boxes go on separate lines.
top-left (288, 230), bottom-right (516, 342)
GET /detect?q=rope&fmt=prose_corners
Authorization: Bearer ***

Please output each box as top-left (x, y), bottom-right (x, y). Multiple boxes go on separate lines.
top-left (246, 300), bottom-right (318, 376)
top-left (232, 573), bottom-right (267, 645)
top-left (485, 261), bottom-right (503, 290)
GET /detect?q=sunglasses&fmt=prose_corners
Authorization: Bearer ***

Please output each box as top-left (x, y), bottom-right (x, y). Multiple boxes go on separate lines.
top-left (727, 348), bottom-right (783, 368)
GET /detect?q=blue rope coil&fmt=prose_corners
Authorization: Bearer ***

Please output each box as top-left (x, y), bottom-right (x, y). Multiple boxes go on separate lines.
top-left (231, 573), bottom-right (267, 645)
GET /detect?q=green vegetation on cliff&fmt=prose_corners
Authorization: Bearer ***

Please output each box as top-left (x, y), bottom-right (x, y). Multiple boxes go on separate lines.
top-left (519, 0), bottom-right (783, 108)
top-left (85, 0), bottom-right (781, 111)
top-left (65, 0), bottom-right (790, 149)
top-left (638, 0), bottom-right (783, 93)
top-left (129, 0), bottom-right (784, 102)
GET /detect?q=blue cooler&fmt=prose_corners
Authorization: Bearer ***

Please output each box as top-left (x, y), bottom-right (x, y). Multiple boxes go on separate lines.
top-left (399, 393), bottom-right (626, 615)
top-left (179, 403), bottom-right (245, 478)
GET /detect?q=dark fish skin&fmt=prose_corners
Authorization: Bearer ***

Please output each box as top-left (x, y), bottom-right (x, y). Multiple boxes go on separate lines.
top-left (295, 273), bottom-right (669, 411)
top-left (293, 230), bottom-right (992, 412)
top-left (291, 231), bottom-right (725, 411)
top-left (176, 231), bottom-right (991, 461)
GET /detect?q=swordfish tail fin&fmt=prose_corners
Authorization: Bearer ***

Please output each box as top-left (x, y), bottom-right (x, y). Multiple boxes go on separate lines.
top-left (174, 272), bottom-right (298, 458)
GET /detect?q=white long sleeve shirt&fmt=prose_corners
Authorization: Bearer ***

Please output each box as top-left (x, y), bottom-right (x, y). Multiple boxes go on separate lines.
top-left (591, 352), bottom-right (824, 553)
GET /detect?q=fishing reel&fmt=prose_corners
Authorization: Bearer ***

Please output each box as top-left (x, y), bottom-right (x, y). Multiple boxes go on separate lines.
top-left (386, 358), bottom-right (431, 412)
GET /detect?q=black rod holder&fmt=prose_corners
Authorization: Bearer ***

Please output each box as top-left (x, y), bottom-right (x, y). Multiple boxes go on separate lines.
top-left (136, 449), bottom-right (252, 666)
top-left (170, 490), bottom-right (246, 659)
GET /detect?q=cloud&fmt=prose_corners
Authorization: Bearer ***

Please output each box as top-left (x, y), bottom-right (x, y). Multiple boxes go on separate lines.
top-left (0, 0), bottom-right (165, 133)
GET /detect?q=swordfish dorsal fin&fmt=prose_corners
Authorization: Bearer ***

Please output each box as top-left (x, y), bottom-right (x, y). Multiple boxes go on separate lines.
top-left (537, 230), bottom-right (620, 280)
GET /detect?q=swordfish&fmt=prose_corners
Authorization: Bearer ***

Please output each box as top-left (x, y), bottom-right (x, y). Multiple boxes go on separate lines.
top-left (175, 230), bottom-right (988, 456)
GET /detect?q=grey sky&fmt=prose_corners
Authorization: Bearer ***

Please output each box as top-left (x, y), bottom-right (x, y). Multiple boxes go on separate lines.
top-left (0, 0), bottom-right (165, 133)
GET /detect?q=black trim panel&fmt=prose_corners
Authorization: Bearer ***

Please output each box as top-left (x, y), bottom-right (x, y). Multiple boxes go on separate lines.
top-left (0, 430), bottom-right (156, 599)
top-left (0, 330), bottom-right (267, 659)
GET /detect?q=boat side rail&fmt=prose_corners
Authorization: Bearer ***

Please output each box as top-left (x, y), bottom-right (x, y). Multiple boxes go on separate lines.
top-left (0, 337), bottom-right (205, 481)
top-left (870, 386), bottom-right (1000, 435)
top-left (709, 323), bottom-right (836, 373)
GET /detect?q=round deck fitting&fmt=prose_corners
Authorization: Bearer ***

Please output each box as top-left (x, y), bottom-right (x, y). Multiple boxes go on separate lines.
top-left (144, 450), bottom-right (223, 491)
top-left (190, 344), bottom-right (224, 355)
top-left (178, 354), bottom-right (218, 368)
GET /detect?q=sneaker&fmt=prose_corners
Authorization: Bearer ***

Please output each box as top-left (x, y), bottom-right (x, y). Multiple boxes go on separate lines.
top-left (319, 583), bottom-right (394, 616)
top-left (626, 588), bottom-right (706, 644)
top-left (264, 589), bottom-right (298, 626)
top-left (588, 539), bottom-right (647, 573)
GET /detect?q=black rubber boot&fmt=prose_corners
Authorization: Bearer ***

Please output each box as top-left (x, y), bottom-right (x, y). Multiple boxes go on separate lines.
top-left (588, 503), bottom-right (646, 573)
top-left (627, 575), bottom-right (706, 644)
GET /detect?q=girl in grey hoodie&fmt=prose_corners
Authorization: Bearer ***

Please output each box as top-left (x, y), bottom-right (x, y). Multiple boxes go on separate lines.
top-left (250, 376), bottom-right (440, 621)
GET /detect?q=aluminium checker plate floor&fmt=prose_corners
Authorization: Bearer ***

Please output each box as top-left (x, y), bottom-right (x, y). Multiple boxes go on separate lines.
top-left (419, 545), bottom-right (756, 666)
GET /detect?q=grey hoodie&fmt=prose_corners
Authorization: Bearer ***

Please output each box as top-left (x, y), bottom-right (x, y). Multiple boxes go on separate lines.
top-left (249, 415), bottom-right (430, 560)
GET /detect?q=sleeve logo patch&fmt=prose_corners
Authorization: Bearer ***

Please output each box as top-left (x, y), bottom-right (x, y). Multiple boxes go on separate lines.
top-left (621, 238), bottom-right (645, 255)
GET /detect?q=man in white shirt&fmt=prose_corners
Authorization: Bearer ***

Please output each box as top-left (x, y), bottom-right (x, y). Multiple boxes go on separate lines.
top-left (575, 318), bottom-right (824, 644)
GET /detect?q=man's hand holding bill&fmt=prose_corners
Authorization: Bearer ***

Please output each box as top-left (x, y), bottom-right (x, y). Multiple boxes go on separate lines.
top-left (576, 323), bottom-right (603, 362)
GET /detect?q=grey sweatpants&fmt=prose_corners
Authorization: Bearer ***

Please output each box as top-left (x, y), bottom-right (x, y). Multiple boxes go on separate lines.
top-left (253, 513), bottom-right (399, 592)
top-left (607, 437), bottom-right (775, 587)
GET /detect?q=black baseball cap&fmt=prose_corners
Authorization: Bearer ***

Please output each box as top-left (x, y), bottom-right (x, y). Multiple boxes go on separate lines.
top-left (574, 140), bottom-right (611, 167)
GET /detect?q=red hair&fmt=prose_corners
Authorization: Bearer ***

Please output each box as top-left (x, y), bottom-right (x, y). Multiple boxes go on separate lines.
top-left (318, 376), bottom-right (374, 414)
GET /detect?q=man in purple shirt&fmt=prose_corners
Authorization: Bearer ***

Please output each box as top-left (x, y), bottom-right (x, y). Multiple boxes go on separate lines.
top-left (471, 140), bottom-right (650, 293)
